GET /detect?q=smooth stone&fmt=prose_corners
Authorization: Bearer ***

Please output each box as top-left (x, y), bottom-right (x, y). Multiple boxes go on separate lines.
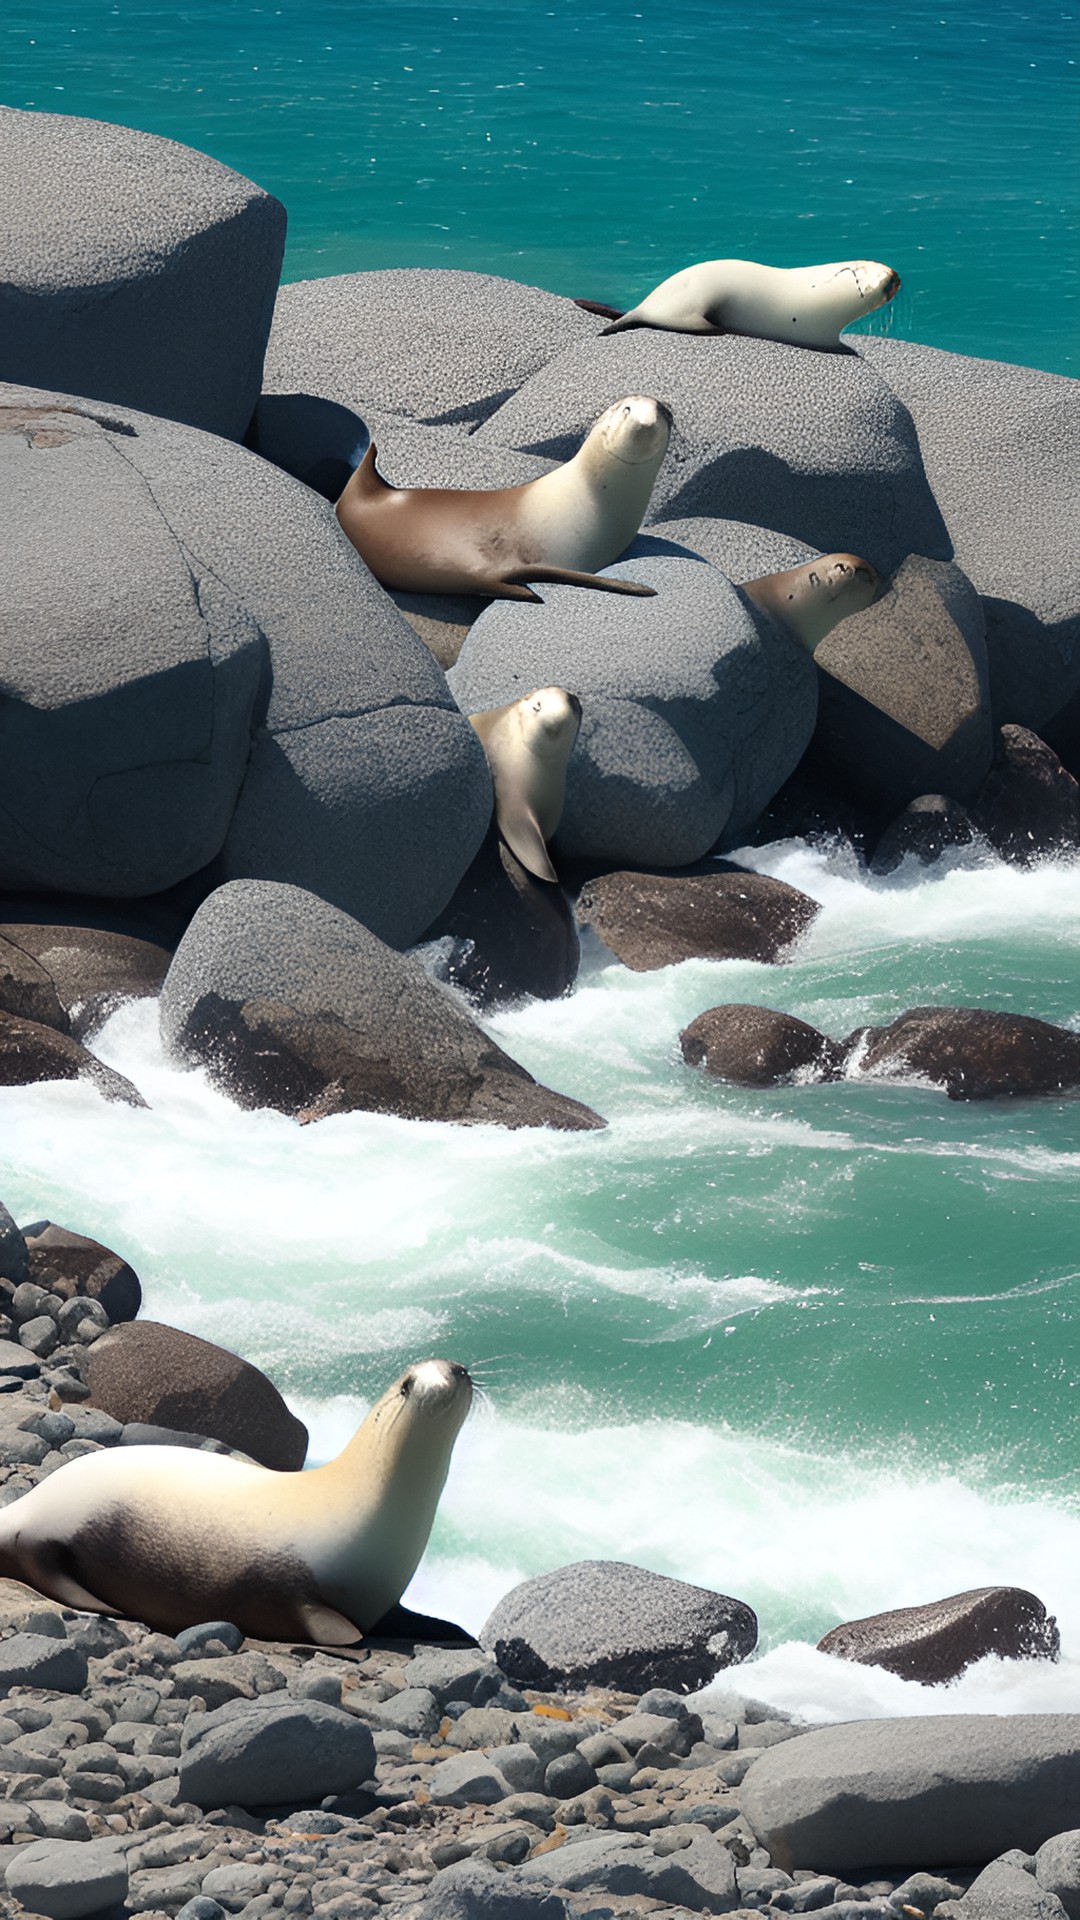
top-left (847, 1006), bottom-right (1080, 1101)
top-left (739, 1713), bottom-right (1080, 1871)
top-left (868, 794), bottom-right (979, 875)
top-left (612, 1711), bottom-right (702, 1757)
top-left (0, 1635), bottom-right (88, 1694)
top-left (421, 827), bottom-right (580, 1011)
top-left (159, 879), bottom-right (604, 1131)
top-left (174, 1622), bottom-right (245, 1658)
top-left (0, 109), bottom-right (284, 439)
top-left (817, 1586), bottom-right (1060, 1683)
top-left (4, 1836), bottom-right (127, 1920)
top-left (411, 1855), bottom-right (569, 1919)
top-left (545, 1749), bottom-right (598, 1799)
top-left (575, 868), bottom-right (820, 971)
top-left (937, 1858), bottom-right (1069, 1918)
top-left (643, 515), bottom-right (816, 581)
top-left (0, 1013), bottom-right (146, 1106)
top-left (519, 1826), bottom-right (740, 1912)
top-left (175, 1902), bottom-right (227, 1920)
top-left (485, 1743), bottom-right (545, 1795)
top-left (1036, 1834), bottom-right (1080, 1920)
top-left (681, 1005), bottom-right (847, 1090)
top-left (399, 1649), bottom-right (500, 1708)
top-left (428, 1752), bottom-right (513, 1807)
top-left (23, 1223), bottom-right (141, 1324)
top-left (178, 1698), bottom-right (376, 1810)
top-left (480, 1559), bottom-right (757, 1693)
top-left (0, 925), bottom-right (170, 1041)
top-left (84, 1319), bottom-right (306, 1470)
top-left (969, 726), bottom-right (1080, 864)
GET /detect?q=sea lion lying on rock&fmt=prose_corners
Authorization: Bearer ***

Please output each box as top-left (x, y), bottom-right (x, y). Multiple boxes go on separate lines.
top-left (601, 257), bottom-right (901, 348)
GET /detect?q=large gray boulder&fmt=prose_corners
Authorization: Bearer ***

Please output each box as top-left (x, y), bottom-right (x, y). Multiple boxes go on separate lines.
top-left (0, 110), bottom-right (285, 439)
top-left (449, 555), bottom-right (817, 865)
top-left (5, 1837), bottom-right (127, 1920)
top-left (740, 1714), bottom-right (1080, 1871)
top-left (644, 515), bottom-right (817, 581)
top-left (159, 880), bottom-right (603, 1130)
top-left (1, 383), bottom-right (490, 943)
top-left (480, 1560), bottom-right (757, 1694)
top-left (262, 269), bottom-right (604, 429)
top-left (857, 339), bottom-right (1080, 740)
top-left (178, 1696), bottom-right (376, 1809)
top-left (938, 1857), bottom-right (1070, 1919)
top-left (472, 331), bottom-right (950, 575)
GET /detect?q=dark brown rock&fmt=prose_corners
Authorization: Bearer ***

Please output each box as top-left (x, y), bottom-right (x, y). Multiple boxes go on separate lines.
top-left (868, 794), bottom-right (979, 874)
top-left (970, 725), bottom-right (1080, 865)
top-left (818, 1587), bottom-right (1060, 1685)
top-left (85, 1320), bottom-right (309, 1470)
top-left (0, 924), bottom-right (171, 1038)
top-left (0, 1011), bottom-right (146, 1105)
top-left (23, 1224), bottom-right (142, 1323)
top-left (423, 826), bottom-right (580, 1010)
top-left (850, 1005), bottom-right (1080, 1100)
top-left (575, 869), bottom-right (820, 971)
top-left (811, 554), bottom-right (994, 811)
top-left (0, 934), bottom-right (68, 1031)
top-left (681, 1004), bottom-right (847, 1088)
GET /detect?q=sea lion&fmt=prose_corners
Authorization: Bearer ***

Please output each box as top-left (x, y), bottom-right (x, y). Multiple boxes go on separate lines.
top-left (741, 554), bottom-right (880, 653)
top-left (470, 688), bottom-right (582, 882)
top-left (0, 1357), bottom-right (472, 1645)
top-left (601, 259), bottom-right (901, 348)
top-left (335, 396), bottom-right (671, 601)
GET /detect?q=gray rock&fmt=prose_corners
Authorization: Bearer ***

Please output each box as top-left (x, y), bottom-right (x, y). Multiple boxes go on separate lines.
top-left (263, 269), bottom-right (603, 429)
top-left (611, 1711), bottom-right (701, 1757)
top-left (480, 1560), bottom-right (757, 1693)
top-left (429, 1752), bottom-right (514, 1807)
top-left (363, 1686), bottom-right (439, 1738)
top-left (174, 1621), bottom-right (246, 1658)
top-left (644, 516), bottom-right (817, 581)
top-left (519, 1827), bottom-right (740, 1911)
top-left (545, 1749), bottom-right (598, 1799)
top-left (201, 1863), bottom-right (275, 1908)
top-left (938, 1859), bottom-right (1068, 1918)
top-left (0, 109), bottom-right (284, 439)
top-left (486, 1744), bottom-right (546, 1795)
top-left (400, 1648), bottom-right (500, 1708)
top-left (474, 330), bottom-right (948, 576)
top-left (449, 555), bottom-right (817, 865)
top-left (159, 879), bottom-right (604, 1131)
top-left (0, 1633), bottom-right (88, 1693)
top-left (0, 1013), bottom-right (147, 1106)
top-left (857, 338), bottom-right (1080, 738)
top-left (817, 1585), bottom-right (1060, 1683)
top-left (575, 868), bottom-right (820, 971)
top-left (4, 1837), bottom-right (127, 1919)
top-left (1036, 1833), bottom-right (1080, 1920)
top-left (811, 555), bottom-right (994, 811)
top-left (0, 937), bottom-right (69, 1034)
top-left (740, 1713), bottom-right (1080, 1871)
top-left (414, 1855), bottom-right (569, 1919)
top-left (848, 1006), bottom-right (1080, 1101)
top-left (175, 1902), bottom-right (227, 1920)
top-left (682, 1003), bottom-right (847, 1089)
top-left (178, 1697), bottom-right (376, 1809)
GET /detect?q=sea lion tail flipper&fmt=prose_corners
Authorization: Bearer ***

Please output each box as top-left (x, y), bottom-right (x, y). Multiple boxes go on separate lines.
top-left (497, 804), bottom-right (559, 884)
top-left (598, 311), bottom-right (642, 335)
top-left (573, 299), bottom-right (626, 323)
top-left (353, 442), bottom-right (391, 496)
top-left (499, 566), bottom-right (656, 598)
top-left (297, 1599), bottom-right (365, 1646)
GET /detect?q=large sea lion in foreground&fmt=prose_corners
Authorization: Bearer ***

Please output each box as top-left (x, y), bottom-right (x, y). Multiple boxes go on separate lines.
top-left (600, 258), bottom-right (901, 348)
top-left (336, 396), bottom-right (671, 601)
top-left (470, 687), bottom-right (582, 882)
top-left (741, 554), bottom-right (880, 653)
top-left (0, 1358), bottom-right (472, 1644)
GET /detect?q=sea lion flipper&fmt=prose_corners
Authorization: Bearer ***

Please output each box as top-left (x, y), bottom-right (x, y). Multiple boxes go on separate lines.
top-left (7, 1543), bottom-right (120, 1615)
top-left (499, 566), bottom-right (655, 598)
top-left (297, 1599), bottom-right (365, 1646)
top-left (497, 802), bottom-right (559, 884)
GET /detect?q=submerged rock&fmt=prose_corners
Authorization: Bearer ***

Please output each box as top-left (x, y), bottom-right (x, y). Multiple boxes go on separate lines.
top-left (850, 1005), bottom-right (1080, 1101)
top-left (868, 793), bottom-right (979, 874)
top-left (817, 1587), bottom-right (1060, 1685)
top-left (575, 869), bottom-right (820, 971)
top-left (0, 925), bottom-right (170, 1041)
top-left (0, 1012), bottom-right (146, 1107)
top-left (681, 1005), bottom-right (846, 1089)
top-left (84, 1320), bottom-right (309, 1470)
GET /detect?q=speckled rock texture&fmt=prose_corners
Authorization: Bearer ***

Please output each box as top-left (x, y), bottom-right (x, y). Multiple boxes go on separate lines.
top-left (816, 1586), bottom-right (1060, 1685)
top-left (739, 1714), bottom-right (1080, 1872)
top-left (449, 556), bottom-right (817, 866)
top-left (857, 338), bottom-right (1080, 741)
top-left (158, 880), bottom-right (604, 1130)
top-left (0, 381), bottom-right (491, 944)
top-left (83, 1320), bottom-right (309, 1470)
top-left (643, 516), bottom-right (817, 581)
top-left (0, 109), bottom-right (285, 439)
top-left (575, 869), bottom-right (820, 971)
top-left (262, 268), bottom-right (605, 429)
top-left (0, 925), bottom-right (170, 1041)
top-left (681, 1005), bottom-right (847, 1089)
top-left (849, 1005), bottom-right (1080, 1101)
top-left (811, 553), bottom-right (994, 810)
top-left (178, 1697), bottom-right (377, 1810)
top-left (22, 1222), bottom-right (142, 1324)
top-left (480, 1560), bottom-right (758, 1694)
top-left (471, 330), bottom-right (950, 576)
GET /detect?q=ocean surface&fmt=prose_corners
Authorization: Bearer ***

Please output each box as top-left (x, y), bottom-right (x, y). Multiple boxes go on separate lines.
top-left (2, 0), bottom-right (1079, 1719)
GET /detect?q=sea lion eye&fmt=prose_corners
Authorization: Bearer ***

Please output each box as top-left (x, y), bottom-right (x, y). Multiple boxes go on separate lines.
top-left (808, 572), bottom-right (820, 588)
top-left (400, 1377), bottom-right (412, 1398)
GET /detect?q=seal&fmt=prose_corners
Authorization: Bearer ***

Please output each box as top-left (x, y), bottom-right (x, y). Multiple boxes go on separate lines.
top-left (601, 259), bottom-right (901, 349)
top-left (470, 687), bottom-right (582, 882)
top-left (740, 554), bottom-right (880, 653)
top-left (335, 396), bottom-right (671, 601)
top-left (0, 1357), bottom-right (472, 1644)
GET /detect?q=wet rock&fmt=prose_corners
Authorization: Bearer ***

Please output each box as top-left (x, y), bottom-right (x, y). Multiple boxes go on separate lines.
top-left (4, 1835), bottom-right (128, 1920)
top-left (681, 1005), bottom-right (847, 1089)
top-left (817, 1586), bottom-right (1060, 1684)
top-left (970, 726), bottom-right (1080, 865)
top-left (21, 1223), bottom-right (140, 1325)
top-left (0, 109), bottom-right (284, 439)
top-left (739, 1713), bottom-right (1080, 1871)
top-left (868, 794), bottom-right (979, 874)
top-left (1036, 1832), bottom-right (1080, 1919)
top-left (0, 936), bottom-right (68, 1032)
top-left (178, 1697), bottom-right (377, 1810)
top-left (0, 1204), bottom-right (29, 1287)
top-left (480, 1560), bottom-right (757, 1693)
top-left (810, 555), bottom-right (993, 811)
top-left (575, 869), bottom-right (820, 971)
top-left (159, 879), bottom-right (604, 1131)
top-left (0, 925), bottom-right (171, 1040)
top-left (422, 827), bottom-right (580, 1011)
top-left (849, 1006), bottom-right (1080, 1101)
top-left (0, 1012), bottom-right (146, 1105)
top-left (84, 1320), bottom-right (308, 1470)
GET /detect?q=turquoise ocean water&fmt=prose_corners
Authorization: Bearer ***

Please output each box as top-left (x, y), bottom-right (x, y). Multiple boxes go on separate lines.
top-left (1, 1), bottom-right (1079, 1715)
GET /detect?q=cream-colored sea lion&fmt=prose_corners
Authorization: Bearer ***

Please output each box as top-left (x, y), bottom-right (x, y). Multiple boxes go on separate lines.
top-left (741, 554), bottom-right (880, 653)
top-left (0, 1358), bottom-right (472, 1644)
top-left (470, 688), bottom-right (582, 882)
top-left (602, 259), bottom-right (901, 348)
top-left (335, 397), bottom-right (671, 601)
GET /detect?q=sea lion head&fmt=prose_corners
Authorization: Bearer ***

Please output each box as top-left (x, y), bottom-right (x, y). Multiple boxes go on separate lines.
top-left (518, 686), bottom-right (583, 757)
top-left (845, 260), bottom-right (902, 312)
top-left (591, 394), bottom-right (672, 466)
top-left (362, 1357), bottom-right (473, 1478)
